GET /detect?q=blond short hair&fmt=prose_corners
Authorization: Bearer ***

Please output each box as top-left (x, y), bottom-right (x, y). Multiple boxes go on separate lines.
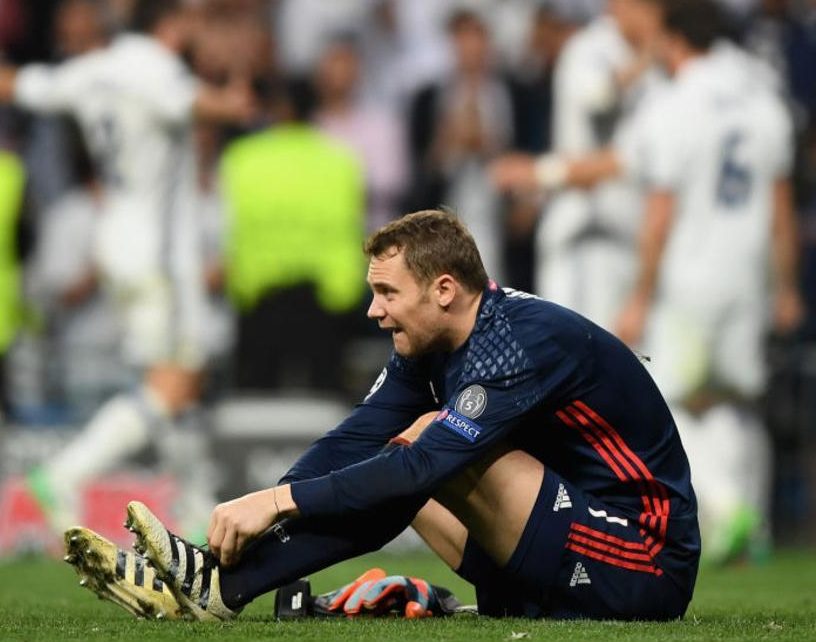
top-left (364, 210), bottom-right (489, 293)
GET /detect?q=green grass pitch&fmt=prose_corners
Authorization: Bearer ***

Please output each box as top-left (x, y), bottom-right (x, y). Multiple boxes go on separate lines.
top-left (0, 549), bottom-right (814, 641)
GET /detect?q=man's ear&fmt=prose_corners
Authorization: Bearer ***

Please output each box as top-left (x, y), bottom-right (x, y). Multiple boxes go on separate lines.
top-left (434, 274), bottom-right (457, 309)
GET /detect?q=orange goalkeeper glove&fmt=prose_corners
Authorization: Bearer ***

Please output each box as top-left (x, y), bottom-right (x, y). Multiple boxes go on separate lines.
top-left (316, 568), bottom-right (460, 618)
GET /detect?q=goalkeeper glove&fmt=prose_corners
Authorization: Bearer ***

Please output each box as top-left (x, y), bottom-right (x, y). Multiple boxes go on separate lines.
top-left (273, 568), bottom-right (462, 619)
top-left (316, 568), bottom-right (459, 618)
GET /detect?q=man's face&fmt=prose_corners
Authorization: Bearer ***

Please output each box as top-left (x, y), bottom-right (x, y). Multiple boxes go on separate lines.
top-left (609, 0), bottom-right (661, 48)
top-left (316, 43), bottom-right (360, 101)
top-left (451, 19), bottom-right (491, 75)
top-left (55, 0), bottom-right (106, 58)
top-left (366, 249), bottom-right (444, 358)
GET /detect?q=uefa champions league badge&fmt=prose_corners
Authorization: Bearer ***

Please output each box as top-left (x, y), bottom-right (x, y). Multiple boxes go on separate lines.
top-left (433, 385), bottom-right (488, 443)
top-left (455, 385), bottom-right (487, 419)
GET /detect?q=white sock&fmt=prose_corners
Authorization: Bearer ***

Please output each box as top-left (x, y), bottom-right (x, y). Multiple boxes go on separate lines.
top-left (733, 406), bottom-right (772, 538)
top-left (673, 405), bottom-right (742, 550)
top-left (42, 387), bottom-right (168, 529)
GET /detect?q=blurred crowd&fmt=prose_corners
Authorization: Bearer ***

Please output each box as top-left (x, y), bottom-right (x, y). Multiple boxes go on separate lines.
top-left (0, 0), bottom-right (814, 547)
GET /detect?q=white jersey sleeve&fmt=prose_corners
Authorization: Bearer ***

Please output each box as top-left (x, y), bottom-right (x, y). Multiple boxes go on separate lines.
top-left (14, 37), bottom-right (197, 127)
top-left (14, 57), bottom-right (94, 114)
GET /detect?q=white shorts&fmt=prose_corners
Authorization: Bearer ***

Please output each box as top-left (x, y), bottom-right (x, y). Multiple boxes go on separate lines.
top-left (108, 271), bottom-right (208, 371)
top-left (642, 292), bottom-right (767, 404)
top-left (94, 200), bottom-right (212, 371)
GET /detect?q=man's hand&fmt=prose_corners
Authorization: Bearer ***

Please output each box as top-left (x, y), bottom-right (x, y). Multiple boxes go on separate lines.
top-left (194, 76), bottom-right (258, 125)
top-left (489, 153), bottom-right (539, 193)
top-left (0, 65), bottom-right (18, 103)
top-left (773, 286), bottom-right (805, 335)
top-left (207, 488), bottom-right (279, 566)
top-left (616, 292), bottom-right (650, 347)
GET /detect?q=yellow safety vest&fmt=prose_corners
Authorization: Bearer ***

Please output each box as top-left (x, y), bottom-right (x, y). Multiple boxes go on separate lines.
top-left (221, 124), bottom-right (366, 313)
top-left (0, 151), bottom-right (25, 353)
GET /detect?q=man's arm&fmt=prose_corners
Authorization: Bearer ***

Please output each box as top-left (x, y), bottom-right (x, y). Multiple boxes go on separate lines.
top-left (770, 178), bottom-right (805, 333)
top-left (615, 190), bottom-right (675, 346)
top-left (560, 149), bottom-right (623, 188)
top-left (0, 66), bottom-right (18, 103)
top-left (285, 367), bottom-right (547, 520)
top-left (192, 77), bottom-right (256, 125)
top-left (279, 356), bottom-right (439, 484)
top-left (279, 399), bottom-right (435, 484)
top-left (489, 148), bottom-right (623, 195)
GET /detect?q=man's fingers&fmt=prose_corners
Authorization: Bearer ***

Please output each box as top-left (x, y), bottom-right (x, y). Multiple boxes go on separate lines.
top-left (219, 526), bottom-right (238, 567)
top-left (228, 531), bottom-right (253, 567)
top-left (206, 512), bottom-right (218, 545)
top-left (488, 158), bottom-right (512, 189)
top-left (207, 519), bottom-right (226, 559)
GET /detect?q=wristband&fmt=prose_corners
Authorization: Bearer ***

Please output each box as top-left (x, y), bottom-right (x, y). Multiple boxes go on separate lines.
top-left (273, 486), bottom-right (281, 517)
top-left (533, 154), bottom-right (568, 190)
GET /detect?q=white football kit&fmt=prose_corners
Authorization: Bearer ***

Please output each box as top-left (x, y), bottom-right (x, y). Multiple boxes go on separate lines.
top-left (537, 16), bottom-right (661, 330)
top-left (15, 34), bottom-right (208, 369)
top-left (617, 42), bottom-right (793, 403)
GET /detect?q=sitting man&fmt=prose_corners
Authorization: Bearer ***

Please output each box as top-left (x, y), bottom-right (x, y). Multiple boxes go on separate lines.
top-left (67, 209), bottom-right (700, 620)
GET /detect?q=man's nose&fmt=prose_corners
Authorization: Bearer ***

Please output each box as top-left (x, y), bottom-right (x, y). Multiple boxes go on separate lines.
top-left (367, 297), bottom-right (385, 320)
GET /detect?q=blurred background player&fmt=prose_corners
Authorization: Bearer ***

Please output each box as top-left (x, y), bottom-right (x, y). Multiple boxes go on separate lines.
top-left (492, 0), bottom-right (804, 562)
top-left (533, 0), bottom-right (665, 331)
top-left (0, 0), bottom-right (256, 536)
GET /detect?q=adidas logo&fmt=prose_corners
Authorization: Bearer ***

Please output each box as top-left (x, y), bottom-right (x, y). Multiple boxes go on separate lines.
top-left (569, 562), bottom-right (591, 587)
top-left (553, 483), bottom-right (572, 511)
top-left (272, 523), bottom-right (290, 543)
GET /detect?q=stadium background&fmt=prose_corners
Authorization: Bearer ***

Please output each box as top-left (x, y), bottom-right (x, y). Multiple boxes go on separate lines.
top-left (0, 0), bottom-right (813, 563)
